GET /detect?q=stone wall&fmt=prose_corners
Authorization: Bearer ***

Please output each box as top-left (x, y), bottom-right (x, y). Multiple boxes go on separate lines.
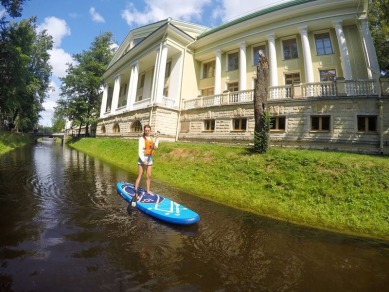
top-left (96, 96), bottom-right (389, 154)
top-left (178, 96), bottom-right (389, 154)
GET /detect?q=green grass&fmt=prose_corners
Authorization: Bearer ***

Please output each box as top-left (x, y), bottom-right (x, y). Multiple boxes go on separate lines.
top-left (68, 138), bottom-right (389, 240)
top-left (0, 131), bottom-right (34, 155)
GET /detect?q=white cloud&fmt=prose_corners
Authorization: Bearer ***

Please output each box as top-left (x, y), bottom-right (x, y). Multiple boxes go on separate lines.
top-left (89, 7), bottom-right (105, 23)
top-left (40, 80), bottom-right (60, 126)
top-left (0, 8), bottom-right (6, 18)
top-left (219, 0), bottom-right (293, 22)
top-left (121, 0), bottom-right (212, 26)
top-left (37, 16), bottom-right (71, 48)
top-left (120, 0), bottom-right (292, 28)
top-left (49, 48), bottom-right (74, 79)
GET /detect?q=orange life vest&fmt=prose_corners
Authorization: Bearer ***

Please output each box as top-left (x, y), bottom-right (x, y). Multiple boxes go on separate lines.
top-left (143, 137), bottom-right (155, 155)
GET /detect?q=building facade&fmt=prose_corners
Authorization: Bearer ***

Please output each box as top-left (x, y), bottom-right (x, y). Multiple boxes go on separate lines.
top-left (97, 0), bottom-right (389, 154)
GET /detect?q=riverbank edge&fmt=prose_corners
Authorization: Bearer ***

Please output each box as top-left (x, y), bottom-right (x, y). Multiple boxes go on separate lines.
top-left (0, 131), bottom-right (35, 155)
top-left (67, 137), bottom-right (389, 241)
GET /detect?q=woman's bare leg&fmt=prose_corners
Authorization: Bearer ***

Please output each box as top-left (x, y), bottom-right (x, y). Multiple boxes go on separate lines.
top-left (135, 164), bottom-right (145, 196)
top-left (146, 165), bottom-right (153, 194)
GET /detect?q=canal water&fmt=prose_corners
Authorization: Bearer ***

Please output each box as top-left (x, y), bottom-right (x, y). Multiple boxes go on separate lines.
top-left (0, 140), bottom-right (388, 291)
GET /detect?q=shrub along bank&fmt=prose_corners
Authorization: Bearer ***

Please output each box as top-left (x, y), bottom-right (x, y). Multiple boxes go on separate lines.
top-left (0, 131), bottom-right (34, 155)
top-left (68, 138), bottom-right (389, 240)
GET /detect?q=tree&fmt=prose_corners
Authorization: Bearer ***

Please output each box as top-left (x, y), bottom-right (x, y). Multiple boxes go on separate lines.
top-left (59, 32), bottom-right (115, 136)
top-left (0, 0), bottom-right (28, 31)
top-left (369, 0), bottom-right (389, 76)
top-left (1, 17), bottom-right (52, 131)
top-left (51, 105), bottom-right (66, 133)
top-left (253, 50), bottom-right (270, 153)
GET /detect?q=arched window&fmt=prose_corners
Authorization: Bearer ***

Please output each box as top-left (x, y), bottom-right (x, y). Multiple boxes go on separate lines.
top-left (101, 124), bottom-right (106, 134)
top-left (131, 120), bottom-right (142, 132)
top-left (113, 122), bottom-right (120, 133)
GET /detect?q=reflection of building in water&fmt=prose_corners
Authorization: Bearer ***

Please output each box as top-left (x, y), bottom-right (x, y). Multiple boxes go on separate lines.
top-left (97, 0), bottom-right (389, 155)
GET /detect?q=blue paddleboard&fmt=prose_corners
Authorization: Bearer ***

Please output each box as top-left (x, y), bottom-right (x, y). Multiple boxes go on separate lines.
top-left (116, 182), bottom-right (200, 225)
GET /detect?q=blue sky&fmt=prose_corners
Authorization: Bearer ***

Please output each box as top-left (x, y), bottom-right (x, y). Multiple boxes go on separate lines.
top-left (5, 0), bottom-right (291, 126)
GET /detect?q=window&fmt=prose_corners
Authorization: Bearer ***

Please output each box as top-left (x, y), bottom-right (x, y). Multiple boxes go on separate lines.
top-left (106, 87), bottom-right (113, 112)
top-left (285, 73), bottom-right (300, 85)
top-left (131, 120), bottom-right (142, 132)
top-left (136, 74), bottom-right (145, 102)
top-left (253, 45), bottom-right (266, 66)
top-left (203, 60), bottom-right (215, 78)
top-left (315, 33), bottom-right (333, 55)
top-left (113, 123), bottom-right (120, 133)
top-left (204, 119), bottom-right (215, 131)
top-left (282, 38), bottom-right (298, 60)
top-left (233, 118), bottom-right (247, 131)
top-left (118, 84), bottom-right (128, 107)
top-left (119, 84), bottom-right (127, 97)
top-left (319, 69), bottom-right (336, 81)
top-left (164, 62), bottom-right (171, 96)
top-left (201, 87), bottom-right (214, 96)
top-left (357, 116), bottom-right (377, 132)
top-left (165, 61), bottom-right (171, 79)
top-left (227, 82), bottom-right (239, 92)
top-left (270, 116), bottom-right (286, 131)
top-left (180, 121), bottom-right (190, 133)
top-left (138, 74), bottom-right (145, 88)
top-left (228, 52), bottom-right (239, 71)
top-left (101, 124), bottom-right (106, 134)
top-left (133, 38), bottom-right (144, 47)
top-left (311, 116), bottom-right (330, 131)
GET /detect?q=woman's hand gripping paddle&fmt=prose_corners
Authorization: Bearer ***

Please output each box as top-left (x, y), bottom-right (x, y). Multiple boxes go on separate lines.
top-left (131, 189), bottom-right (138, 207)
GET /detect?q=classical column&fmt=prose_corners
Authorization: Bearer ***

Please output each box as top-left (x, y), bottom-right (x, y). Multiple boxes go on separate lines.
top-left (214, 49), bottom-right (222, 94)
top-left (111, 75), bottom-right (121, 113)
top-left (267, 33), bottom-right (278, 87)
top-left (151, 47), bottom-right (160, 103)
top-left (126, 67), bottom-right (134, 111)
top-left (239, 42), bottom-right (247, 91)
top-left (333, 20), bottom-right (352, 80)
top-left (298, 26), bottom-right (314, 83)
top-left (126, 63), bottom-right (139, 111)
top-left (155, 43), bottom-right (168, 104)
top-left (100, 85), bottom-right (108, 118)
top-left (359, 18), bottom-right (380, 80)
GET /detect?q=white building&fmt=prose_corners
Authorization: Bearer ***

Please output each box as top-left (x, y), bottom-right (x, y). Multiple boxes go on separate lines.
top-left (98, 0), bottom-right (389, 154)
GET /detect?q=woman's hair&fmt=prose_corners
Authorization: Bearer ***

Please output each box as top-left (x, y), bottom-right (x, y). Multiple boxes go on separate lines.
top-left (143, 124), bottom-right (151, 137)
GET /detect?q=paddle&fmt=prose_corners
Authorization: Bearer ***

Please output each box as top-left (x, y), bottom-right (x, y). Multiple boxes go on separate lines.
top-left (131, 190), bottom-right (137, 207)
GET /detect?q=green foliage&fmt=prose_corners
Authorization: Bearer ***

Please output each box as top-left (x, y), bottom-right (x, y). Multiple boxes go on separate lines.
top-left (69, 138), bottom-right (389, 240)
top-left (0, 14), bottom-right (53, 132)
top-left (253, 112), bottom-right (270, 153)
top-left (369, 0), bottom-right (389, 76)
top-left (0, 130), bottom-right (33, 155)
top-left (0, 0), bottom-right (28, 18)
top-left (58, 32), bottom-right (115, 135)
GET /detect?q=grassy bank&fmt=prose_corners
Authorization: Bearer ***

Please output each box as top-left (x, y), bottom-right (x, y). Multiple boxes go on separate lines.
top-left (0, 131), bottom-right (34, 155)
top-left (68, 138), bottom-right (389, 240)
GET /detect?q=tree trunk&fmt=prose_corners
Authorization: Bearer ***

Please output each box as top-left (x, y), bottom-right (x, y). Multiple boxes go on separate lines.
top-left (253, 50), bottom-right (270, 153)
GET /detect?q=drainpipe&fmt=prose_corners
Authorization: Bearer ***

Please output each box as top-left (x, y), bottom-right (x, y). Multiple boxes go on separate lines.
top-left (175, 38), bottom-right (197, 141)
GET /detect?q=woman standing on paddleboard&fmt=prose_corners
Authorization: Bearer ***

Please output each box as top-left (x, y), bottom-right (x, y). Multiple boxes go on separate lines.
top-left (134, 124), bottom-right (159, 199)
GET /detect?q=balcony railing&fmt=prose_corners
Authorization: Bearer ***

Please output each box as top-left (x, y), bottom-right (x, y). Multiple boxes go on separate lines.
top-left (183, 79), bottom-right (386, 110)
top-left (183, 90), bottom-right (254, 109)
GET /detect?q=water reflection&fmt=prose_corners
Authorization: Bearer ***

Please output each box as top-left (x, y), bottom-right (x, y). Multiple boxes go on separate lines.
top-left (0, 140), bottom-right (388, 291)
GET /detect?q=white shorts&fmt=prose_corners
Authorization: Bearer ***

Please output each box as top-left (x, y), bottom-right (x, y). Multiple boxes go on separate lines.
top-left (138, 155), bottom-right (153, 165)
